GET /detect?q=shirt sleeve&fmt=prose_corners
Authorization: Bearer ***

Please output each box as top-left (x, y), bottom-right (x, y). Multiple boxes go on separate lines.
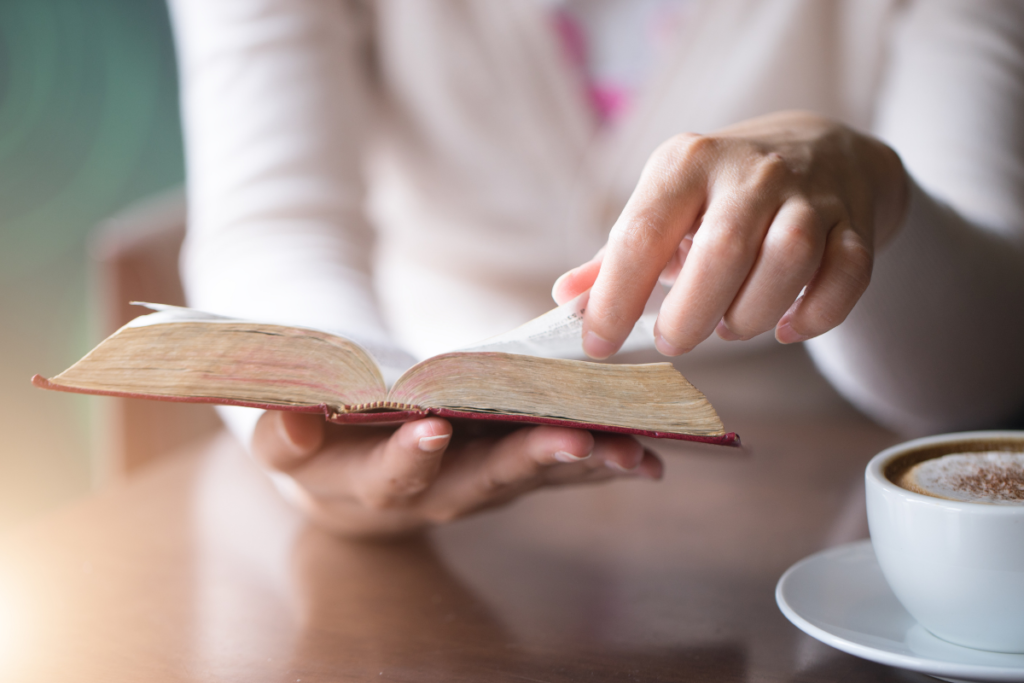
top-left (167, 0), bottom-right (414, 446)
top-left (805, 0), bottom-right (1024, 435)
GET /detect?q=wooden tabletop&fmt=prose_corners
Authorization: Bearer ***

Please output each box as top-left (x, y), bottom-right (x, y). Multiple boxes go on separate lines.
top-left (0, 346), bottom-right (931, 682)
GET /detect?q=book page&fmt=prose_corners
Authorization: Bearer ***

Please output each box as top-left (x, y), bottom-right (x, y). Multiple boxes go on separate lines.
top-left (127, 303), bottom-right (417, 388)
top-left (457, 288), bottom-right (663, 359)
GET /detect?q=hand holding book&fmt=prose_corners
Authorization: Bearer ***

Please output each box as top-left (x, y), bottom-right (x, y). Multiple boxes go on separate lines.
top-left (254, 410), bottom-right (661, 538)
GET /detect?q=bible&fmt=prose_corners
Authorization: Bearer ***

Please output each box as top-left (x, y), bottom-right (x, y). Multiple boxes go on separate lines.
top-left (32, 298), bottom-right (738, 445)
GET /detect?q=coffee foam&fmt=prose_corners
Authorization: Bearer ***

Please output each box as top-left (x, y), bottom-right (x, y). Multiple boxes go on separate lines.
top-left (898, 451), bottom-right (1024, 504)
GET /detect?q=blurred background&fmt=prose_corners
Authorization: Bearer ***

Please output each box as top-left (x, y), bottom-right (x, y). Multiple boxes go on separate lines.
top-left (0, 0), bottom-right (183, 533)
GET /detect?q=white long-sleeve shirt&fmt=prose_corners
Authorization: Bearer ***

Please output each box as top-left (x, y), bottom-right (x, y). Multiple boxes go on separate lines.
top-left (168, 0), bottom-right (1024, 442)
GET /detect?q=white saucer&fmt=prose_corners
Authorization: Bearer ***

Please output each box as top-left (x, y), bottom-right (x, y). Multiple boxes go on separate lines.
top-left (776, 540), bottom-right (1024, 683)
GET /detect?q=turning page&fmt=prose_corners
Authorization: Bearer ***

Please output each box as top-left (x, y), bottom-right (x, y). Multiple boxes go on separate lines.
top-left (458, 289), bottom-right (663, 359)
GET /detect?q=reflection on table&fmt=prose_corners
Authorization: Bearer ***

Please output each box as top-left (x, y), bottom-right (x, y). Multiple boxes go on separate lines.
top-left (0, 345), bottom-right (927, 682)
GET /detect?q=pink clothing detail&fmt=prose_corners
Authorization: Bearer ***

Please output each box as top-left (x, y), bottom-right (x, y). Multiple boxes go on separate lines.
top-left (549, 1), bottom-right (695, 126)
top-left (588, 83), bottom-right (632, 124)
top-left (551, 10), bottom-right (586, 70)
top-left (551, 9), bottom-right (632, 125)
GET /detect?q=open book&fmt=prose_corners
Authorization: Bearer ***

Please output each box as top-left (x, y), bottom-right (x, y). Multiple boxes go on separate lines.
top-left (33, 295), bottom-right (738, 445)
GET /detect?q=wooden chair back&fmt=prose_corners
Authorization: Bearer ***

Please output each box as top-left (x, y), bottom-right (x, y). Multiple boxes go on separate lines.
top-left (90, 190), bottom-right (221, 477)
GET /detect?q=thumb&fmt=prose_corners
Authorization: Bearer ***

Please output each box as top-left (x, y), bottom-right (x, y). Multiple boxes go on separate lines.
top-left (252, 410), bottom-right (325, 472)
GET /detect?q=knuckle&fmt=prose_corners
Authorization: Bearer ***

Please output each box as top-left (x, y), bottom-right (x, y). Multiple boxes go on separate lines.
top-left (679, 133), bottom-right (719, 162)
top-left (752, 151), bottom-right (791, 188)
top-left (611, 208), bottom-right (669, 256)
top-left (477, 471), bottom-right (513, 498)
top-left (650, 133), bottom-right (717, 177)
top-left (801, 251), bottom-right (872, 334)
top-left (771, 220), bottom-right (819, 265)
top-left (655, 132), bottom-right (700, 159)
top-left (696, 223), bottom-right (753, 264)
top-left (801, 299), bottom-right (846, 332)
top-left (836, 234), bottom-right (873, 294)
top-left (389, 475), bottom-right (432, 500)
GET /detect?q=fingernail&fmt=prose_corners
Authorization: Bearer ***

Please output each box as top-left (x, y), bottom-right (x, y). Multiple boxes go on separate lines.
top-left (655, 334), bottom-right (685, 356)
top-left (715, 320), bottom-right (742, 341)
top-left (606, 460), bottom-right (640, 473)
top-left (583, 331), bottom-right (617, 360)
top-left (775, 319), bottom-right (809, 344)
top-left (554, 450), bottom-right (590, 463)
top-left (418, 434), bottom-right (450, 452)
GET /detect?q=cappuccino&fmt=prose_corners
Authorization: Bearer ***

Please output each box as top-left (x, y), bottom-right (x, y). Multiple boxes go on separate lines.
top-left (868, 431), bottom-right (1024, 652)
top-left (892, 451), bottom-right (1024, 504)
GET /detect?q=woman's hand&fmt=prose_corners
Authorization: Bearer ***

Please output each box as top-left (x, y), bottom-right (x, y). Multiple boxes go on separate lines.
top-left (553, 111), bottom-right (908, 358)
top-left (251, 411), bottom-right (662, 538)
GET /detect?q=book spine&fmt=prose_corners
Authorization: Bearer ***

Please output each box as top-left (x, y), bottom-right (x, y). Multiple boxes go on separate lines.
top-left (337, 400), bottom-right (421, 413)
top-left (327, 405), bottom-right (741, 446)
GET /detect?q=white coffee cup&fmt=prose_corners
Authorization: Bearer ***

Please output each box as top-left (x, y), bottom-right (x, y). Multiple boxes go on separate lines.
top-left (865, 430), bottom-right (1024, 653)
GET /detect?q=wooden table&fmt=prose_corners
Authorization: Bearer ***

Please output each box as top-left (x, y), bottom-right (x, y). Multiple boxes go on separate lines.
top-left (0, 346), bottom-right (930, 682)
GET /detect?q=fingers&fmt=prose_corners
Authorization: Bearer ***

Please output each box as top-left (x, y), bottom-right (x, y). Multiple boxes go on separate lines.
top-left (346, 418), bottom-right (454, 508)
top-left (583, 134), bottom-right (711, 359)
top-left (652, 154), bottom-right (790, 354)
top-left (776, 223), bottom-right (872, 343)
top-left (422, 429), bottom-right (654, 522)
top-left (552, 250), bottom-right (603, 305)
top-left (658, 228), bottom-right (697, 287)
top-left (717, 197), bottom-right (828, 340)
top-left (478, 425), bottom-right (597, 481)
top-left (262, 417), bottom-right (452, 508)
top-left (637, 449), bottom-right (664, 480)
top-left (426, 426), bottom-right (596, 517)
top-left (252, 411), bottom-right (325, 471)
top-left (594, 433), bottom-right (646, 472)
top-left (257, 416), bottom-right (663, 537)
top-left (569, 116), bottom-right (889, 359)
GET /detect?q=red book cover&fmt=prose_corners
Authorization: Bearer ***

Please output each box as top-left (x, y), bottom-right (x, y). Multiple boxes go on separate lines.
top-left (31, 374), bottom-right (740, 447)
